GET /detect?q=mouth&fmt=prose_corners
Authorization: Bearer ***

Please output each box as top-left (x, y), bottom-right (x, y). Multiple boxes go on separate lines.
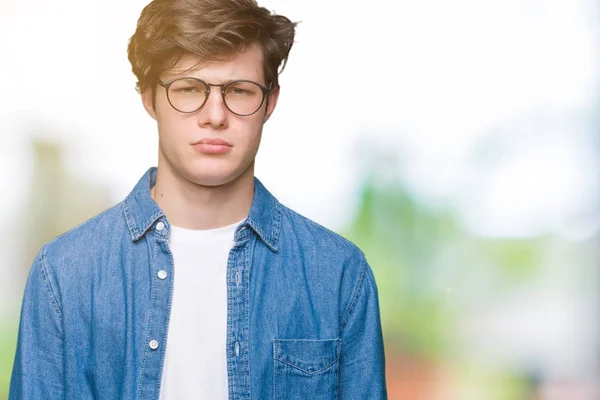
top-left (191, 138), bottom-right (233, 154)
top-left (192, 138), bottom-right (232, 146)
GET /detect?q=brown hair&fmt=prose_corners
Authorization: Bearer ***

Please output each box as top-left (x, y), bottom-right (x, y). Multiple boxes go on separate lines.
top-left (127, 0), bottom-right (297, 94)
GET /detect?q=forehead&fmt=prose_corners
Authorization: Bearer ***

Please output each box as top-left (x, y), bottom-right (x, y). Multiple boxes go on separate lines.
top-left (164, 44), bottom-right (265, 83)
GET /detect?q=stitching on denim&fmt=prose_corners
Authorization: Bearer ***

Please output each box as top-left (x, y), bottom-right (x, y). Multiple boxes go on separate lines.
top-left (247, 216), bottom-right (276, 252)
top-left (273, 341), bottom-right (278, 400)
top-left (276, 339), bottom-right (341, 342)
top-left (243, 242), bottom-right (251, 399)
top-left (122, 199), bottom-right (136, 239)
top-left (246, 200), bottom-right (281, 253)
top-left (340, 257), bottom-right (367, 334)
top-left (135, 213), bottom-right (164, 241)
top-left (38, 247), bottom-right (64, 321)
top-left (155, 235), bottom-right (174, 396)
top-left (136, 237), bottom-right (158, 400)
top-left (226, 242), bottom-right (236, 398)
top-left (270, 201), bottom-right (282, 249)
top-left (123, 198), bottom-right (164, 242)
top-left (273, 357), bottom-right (339, 376)
top-left (336, 339), bottom-right (341, 399)
top-left (335, 343), bottom-right (340, 400)
top-left (141, 212), bottom-right (164, 236)
top-left (272, 339), bottom-right (342, 375)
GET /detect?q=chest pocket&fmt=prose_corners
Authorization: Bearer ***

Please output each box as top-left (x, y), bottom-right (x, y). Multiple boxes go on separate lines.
top-left (273, 338), bottom-right (341, 400)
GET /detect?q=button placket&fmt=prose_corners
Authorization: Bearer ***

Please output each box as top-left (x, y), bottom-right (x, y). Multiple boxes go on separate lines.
top-left (138, 222), bottom-right (173, 399)
top-left (226, 238), bottom-right (252, 397)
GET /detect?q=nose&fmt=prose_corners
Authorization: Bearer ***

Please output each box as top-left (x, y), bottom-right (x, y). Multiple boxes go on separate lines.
top-left (197, 86), bottom-right (228, 129)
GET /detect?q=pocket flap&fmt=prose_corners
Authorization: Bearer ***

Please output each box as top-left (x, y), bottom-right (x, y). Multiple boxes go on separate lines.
top-left (273, 338), bottom-right (341, 374)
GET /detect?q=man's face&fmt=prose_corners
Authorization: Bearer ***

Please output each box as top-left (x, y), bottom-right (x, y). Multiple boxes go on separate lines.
top-left (142, 44), bottom-right (279, 187)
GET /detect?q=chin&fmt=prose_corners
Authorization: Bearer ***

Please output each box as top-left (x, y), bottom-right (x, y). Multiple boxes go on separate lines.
top-left (190, 175), bottom-right (234, 187)
top-left (164, 152), bottom-right (254, 188)
top-left (184, 165), bottom-right (250, 188)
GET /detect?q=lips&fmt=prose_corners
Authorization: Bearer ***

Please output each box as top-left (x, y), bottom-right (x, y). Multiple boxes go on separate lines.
top-left (192, 138), bottom-right (232, 147)
top-left (191, 138), bottom-right (233, 154)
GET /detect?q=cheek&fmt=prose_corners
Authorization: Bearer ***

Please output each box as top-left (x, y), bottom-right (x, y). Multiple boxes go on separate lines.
top-left (156, 111), bottom-right (192, 142)
top-left (236, 119), bottom-right (264, 149)
top-left (155, 96), bottom-right (184, 129)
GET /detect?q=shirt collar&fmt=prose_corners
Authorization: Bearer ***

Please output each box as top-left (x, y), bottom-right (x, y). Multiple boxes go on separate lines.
top-left (123, 167), bottom-right (281, 251)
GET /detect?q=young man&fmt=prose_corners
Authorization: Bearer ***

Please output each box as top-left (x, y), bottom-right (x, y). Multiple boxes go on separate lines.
top-left (10, 0), bottom-right (387, 399)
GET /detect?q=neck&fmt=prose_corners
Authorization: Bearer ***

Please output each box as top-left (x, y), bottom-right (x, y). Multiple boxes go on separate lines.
top-left (150, 161), bottom-right (254, 230)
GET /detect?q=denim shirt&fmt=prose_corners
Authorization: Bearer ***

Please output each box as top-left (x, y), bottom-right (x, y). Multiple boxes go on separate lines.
top-left (10, 167), bottom-right (387, 400)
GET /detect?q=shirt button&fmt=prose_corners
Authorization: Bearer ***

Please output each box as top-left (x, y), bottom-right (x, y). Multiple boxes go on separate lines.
top-left (149, 340), bottom-right (159, 350)
top-left (235, 342), bottom-right (240, 357)
top-left (157, 270), bottom-right (168, 280)
top-left (156, 222), bottom-right (165, 231)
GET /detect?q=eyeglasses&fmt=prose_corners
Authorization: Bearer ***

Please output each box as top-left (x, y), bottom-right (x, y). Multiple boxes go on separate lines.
top-left (157, 78), bottom-right (271, 116)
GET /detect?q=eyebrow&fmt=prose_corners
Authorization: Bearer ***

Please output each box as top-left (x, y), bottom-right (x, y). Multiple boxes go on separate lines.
top-left (162, 76), bottom-right (261, 85)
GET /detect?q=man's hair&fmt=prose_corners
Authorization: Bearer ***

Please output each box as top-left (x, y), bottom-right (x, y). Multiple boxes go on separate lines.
top-left (127, 0), bottom-right (297, 94)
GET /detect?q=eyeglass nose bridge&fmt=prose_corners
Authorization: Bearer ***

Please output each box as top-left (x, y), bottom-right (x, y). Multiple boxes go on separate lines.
top-left (200, 83), bottom-right (227, 106)
top-left (206, 82), bottom-right (230, 102)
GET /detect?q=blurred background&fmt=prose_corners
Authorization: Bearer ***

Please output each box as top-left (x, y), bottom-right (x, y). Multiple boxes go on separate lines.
top-left (0, 0), bottom-right (598, 398)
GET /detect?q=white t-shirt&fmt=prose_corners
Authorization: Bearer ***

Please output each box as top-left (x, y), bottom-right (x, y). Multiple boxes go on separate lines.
top-left (158, 219), bottom-right (244, 400)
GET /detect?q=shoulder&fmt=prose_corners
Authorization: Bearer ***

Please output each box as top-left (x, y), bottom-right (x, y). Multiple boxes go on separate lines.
top-left (277, 204), bottom-right (371, 304)
top-left (278, 203), bottom-right (365, 262)
top-left (41, 201), bottom-right (128, 263)
top-left (27, 201), bottom-right (129, 305)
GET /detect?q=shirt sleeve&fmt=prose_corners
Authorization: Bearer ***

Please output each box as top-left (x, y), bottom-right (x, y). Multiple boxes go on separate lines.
top-left (10, 248), bottom-right (65, 400)
top-left (339, 256), bottom-right (388, 399)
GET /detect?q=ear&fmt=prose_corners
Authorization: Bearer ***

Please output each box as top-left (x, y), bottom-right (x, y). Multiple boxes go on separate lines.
top-left (263, 86), bottom-right (280, 123)
top-left (141, 89), bottom-right (157, 120)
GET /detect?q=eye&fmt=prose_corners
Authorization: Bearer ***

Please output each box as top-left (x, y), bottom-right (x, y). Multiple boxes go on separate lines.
top-left (177, 86), bottom-right (202, 94)
top-left (225, 82), bottom-right (261, 97)
top-left (169, 79), bottom-right (207, 95)
top-left (227, 87), bottom-right (249, 95)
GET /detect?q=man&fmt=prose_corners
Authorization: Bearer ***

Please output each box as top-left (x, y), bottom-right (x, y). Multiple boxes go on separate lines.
top-left (10, 0), bottom-right (387, 398)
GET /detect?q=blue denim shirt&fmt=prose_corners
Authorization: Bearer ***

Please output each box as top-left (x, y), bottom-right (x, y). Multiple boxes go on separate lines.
top-left (10, 167), bottom-right (387, 399)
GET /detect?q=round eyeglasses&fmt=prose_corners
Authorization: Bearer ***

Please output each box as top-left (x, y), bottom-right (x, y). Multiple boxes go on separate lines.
top-left (158, 78), bottom-right (271, 116)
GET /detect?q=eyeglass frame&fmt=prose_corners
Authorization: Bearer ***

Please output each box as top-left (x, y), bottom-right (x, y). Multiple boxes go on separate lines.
top-left (157, 77), bottom-right (273, 117)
